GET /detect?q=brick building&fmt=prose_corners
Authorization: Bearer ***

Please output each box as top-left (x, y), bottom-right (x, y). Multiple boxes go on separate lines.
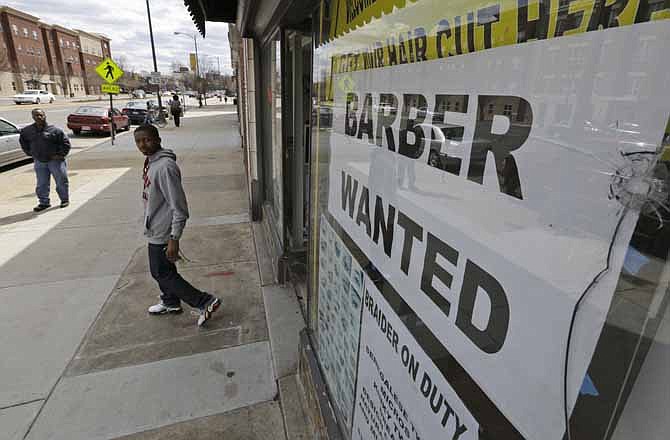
top-left (0, 7), bottom-right (51, 95)
top-left (49, 25), bottom-right (85, 97)
top-left (77, 30), bottom-right (110, 95)
top-left (0, 6), bottom-right (111, 97)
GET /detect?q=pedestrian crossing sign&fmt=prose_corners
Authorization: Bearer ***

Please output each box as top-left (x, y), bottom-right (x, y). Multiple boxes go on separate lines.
top-left (95, 57), bottom-right (124, 84)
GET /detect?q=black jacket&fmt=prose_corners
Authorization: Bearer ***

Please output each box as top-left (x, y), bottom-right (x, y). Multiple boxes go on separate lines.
top-left (19, 123), bottom-right (71, 162)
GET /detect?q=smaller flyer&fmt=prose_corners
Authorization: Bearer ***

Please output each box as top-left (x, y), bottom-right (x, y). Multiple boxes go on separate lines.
top-left (352, 279), bottom-right (479, 440)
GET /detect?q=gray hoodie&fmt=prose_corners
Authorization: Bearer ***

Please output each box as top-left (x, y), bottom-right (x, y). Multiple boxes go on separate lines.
top-left (142, 148), bottom-right (189, 244)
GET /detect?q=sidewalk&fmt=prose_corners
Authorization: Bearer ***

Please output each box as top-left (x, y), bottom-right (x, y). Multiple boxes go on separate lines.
top-left (0, 108), bottom-right (311, 439)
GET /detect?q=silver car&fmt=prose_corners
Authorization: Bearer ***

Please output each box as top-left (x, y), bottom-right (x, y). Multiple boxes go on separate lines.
top-left (0, 118), bottom-right (26, 167)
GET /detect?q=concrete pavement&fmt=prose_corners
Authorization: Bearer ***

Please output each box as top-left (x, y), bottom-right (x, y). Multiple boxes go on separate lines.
top-left (0, 106), bottom-right (312, 439)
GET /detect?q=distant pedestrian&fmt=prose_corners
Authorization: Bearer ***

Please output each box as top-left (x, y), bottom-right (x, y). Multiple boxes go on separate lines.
top-left (19, 109), bottom-right (70, 212)
top-left (169, 94), bottom-right (183, 127)
top-left (134, 124), bottom-right (221, 326)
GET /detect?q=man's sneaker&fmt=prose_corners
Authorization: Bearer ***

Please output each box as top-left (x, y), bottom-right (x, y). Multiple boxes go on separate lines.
top-left (33, 204), bottom-right (50, 212)
top-left (60, 201), bottom-right (69, 208)
top-left (197, 297), bottom-right (221, 327)
top-left (148, 302), bottom-right (183, 315)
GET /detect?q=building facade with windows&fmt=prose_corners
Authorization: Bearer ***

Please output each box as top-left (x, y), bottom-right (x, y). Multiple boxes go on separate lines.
top-left (188, 1), bottom-right (669, 439)
top-left (49, 25), bottom-right (85, 97)
top-left (77, 30), bottom-right (111, 96)
top-left (0, 6), bottom-right (111, 97)
top-left (0, 7), bottom-right (52, 95)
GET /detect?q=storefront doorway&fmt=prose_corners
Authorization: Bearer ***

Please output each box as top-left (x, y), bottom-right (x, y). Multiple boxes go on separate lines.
top-left (284, 28), bottom-right (313, 254)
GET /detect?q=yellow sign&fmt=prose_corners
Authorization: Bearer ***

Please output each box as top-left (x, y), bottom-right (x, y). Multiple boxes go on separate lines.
top-left (101, 84), bottom-right (120, 94)
top-left (95, 57), bottom-right (124, 84)
top-left (189, 53), bottom-right (197, 72)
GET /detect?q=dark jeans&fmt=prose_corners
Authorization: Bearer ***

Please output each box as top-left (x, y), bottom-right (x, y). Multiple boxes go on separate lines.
top-left (172, 112), bottom-right (181, 127)
top-left (34, 159), bottom-right (69, 205)
top-left (148, 243), bottom-right (211, 309)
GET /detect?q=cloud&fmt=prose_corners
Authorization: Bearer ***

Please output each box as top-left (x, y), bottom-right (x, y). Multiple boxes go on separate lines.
top-left (5, 0), bottom-right (233, 74)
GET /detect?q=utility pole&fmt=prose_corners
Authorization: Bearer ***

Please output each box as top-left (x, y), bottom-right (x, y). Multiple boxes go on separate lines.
top-left (194, 35), bottom-right (200, 79)
top-left (174, 31), bottom-right (201, 106)
top-left (145, 0), bottom-right (162, 111)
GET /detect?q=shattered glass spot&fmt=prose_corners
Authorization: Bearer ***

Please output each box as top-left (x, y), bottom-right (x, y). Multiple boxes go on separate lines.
top-left (609, 148), bottom-right (670, 227)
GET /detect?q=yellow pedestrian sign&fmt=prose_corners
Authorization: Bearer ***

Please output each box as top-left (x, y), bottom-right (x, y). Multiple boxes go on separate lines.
top-left (101, 84), bottom-right (120, 94)
top-left (96, 57), bottom-right (124, 84)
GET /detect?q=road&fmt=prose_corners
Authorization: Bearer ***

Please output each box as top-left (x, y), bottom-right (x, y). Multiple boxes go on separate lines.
top-left (0, 95), bottom-right (208, 127)
top-left (0, 95), bottom-right (228, 171)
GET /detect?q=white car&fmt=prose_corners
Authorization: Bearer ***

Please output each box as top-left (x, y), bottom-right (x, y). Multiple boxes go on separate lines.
top-left (0, 117), bottom-right (25, 167)
top-left (14, 90), bottom-right (55, 105)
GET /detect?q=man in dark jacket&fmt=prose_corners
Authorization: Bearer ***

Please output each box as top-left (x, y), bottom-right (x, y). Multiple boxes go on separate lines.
top-left (19, 109), bottom-right (71, 211)
top-left (135, 124), bottom-right (221, 327)
top-left (169, 94), bottom-right (182, 127)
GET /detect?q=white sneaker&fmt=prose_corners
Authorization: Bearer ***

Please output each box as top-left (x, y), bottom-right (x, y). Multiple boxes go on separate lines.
top-left (197, 297), bottom-right (221, 327)
top-left (148, 302), bottom-right (183, 315)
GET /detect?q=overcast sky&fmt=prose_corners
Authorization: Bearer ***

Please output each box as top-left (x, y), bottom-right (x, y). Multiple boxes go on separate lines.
top-left (5, 0), bottom-right (232, 74)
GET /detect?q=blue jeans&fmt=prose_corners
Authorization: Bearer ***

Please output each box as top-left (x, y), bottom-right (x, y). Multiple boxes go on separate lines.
top-left (34, 159), bottom-right (69, 205)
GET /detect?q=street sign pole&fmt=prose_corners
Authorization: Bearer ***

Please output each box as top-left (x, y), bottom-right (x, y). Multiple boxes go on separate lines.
top-left (145, 0), bottom-right (162, 112)
top-left (109, 93), bottom-right (115, 145)
top-left (95, 58), bottom-right (123, 145)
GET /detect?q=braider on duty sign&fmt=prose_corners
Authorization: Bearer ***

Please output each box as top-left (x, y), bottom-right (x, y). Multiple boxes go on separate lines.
top-left (322, 1), bottom-right (670, 439)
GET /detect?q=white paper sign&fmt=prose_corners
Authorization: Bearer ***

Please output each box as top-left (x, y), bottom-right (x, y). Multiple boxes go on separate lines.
top-left (352, 279), bottom-right (478, 440)
top-left (328, 21), bottom-right (670, 439)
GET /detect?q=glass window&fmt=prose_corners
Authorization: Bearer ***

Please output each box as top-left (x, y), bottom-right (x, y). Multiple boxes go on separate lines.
top-left (308, 1), bottom-right (670, 440)
top-left (503, 104), bottom-right (513, 116)
top-left (32, 30), bottom-right (38, 40)
top-left (22, 28), bottom-right (28, 37)
top-left (264, 37), bottom-right (284, 246)
top-left (0, 119), bottom-right (18, 135)
top-left (12, 24), bottom-right (18, 35)
top-left (75, 106), bottom-right (107, 116)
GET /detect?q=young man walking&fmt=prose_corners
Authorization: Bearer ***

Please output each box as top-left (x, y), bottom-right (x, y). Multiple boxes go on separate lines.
top-left (134, 124), bottom-right (221, 326)
top-left (19, 108), bottom-right (70, 211)
top-left (169, 94), bottom-right (183, 127)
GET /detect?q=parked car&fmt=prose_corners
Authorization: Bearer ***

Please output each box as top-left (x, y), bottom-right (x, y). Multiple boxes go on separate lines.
top-left (132, 89), bottom-right (146, 99)
top-left (67, 106), bottom-right (130, 135)
top-left (0, 117), bottom-right (25, 167)
top-left (121, 100), bottom-right (167, 125)
top-left (14, 89), bottom-right (55, 104)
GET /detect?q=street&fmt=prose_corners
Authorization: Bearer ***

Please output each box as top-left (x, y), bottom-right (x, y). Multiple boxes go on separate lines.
top-left (0, 95), bottom-right (211, 126)
top-left (0, 105), bottom-right (307, 440)
top-left (0, 95), bottom-right (232, 172)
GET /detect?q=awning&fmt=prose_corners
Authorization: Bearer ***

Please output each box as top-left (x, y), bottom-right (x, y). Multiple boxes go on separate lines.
top-left (183, 0), bottom-right (238, 37)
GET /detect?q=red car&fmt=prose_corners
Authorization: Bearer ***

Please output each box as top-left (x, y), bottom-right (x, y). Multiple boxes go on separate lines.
top-left (67, 106), bottom-right (130, 135)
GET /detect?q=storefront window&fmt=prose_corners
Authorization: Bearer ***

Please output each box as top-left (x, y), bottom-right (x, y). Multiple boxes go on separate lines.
top-left (309, 0), bottom-right (670, 439)
top-left (272, 38), bottom-right (284, 245)
top-left (261, 35), bottom-right (285, 247)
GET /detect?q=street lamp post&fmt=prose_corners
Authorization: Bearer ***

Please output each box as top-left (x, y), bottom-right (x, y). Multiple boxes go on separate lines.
top-left (145, 0), bottom-right (162, 111)
top-left (174, 31), bottom-right (200, 96)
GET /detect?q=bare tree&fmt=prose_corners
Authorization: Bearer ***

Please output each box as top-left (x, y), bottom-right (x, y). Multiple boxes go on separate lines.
top-left (116, 55), bottom-right (128, 70)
